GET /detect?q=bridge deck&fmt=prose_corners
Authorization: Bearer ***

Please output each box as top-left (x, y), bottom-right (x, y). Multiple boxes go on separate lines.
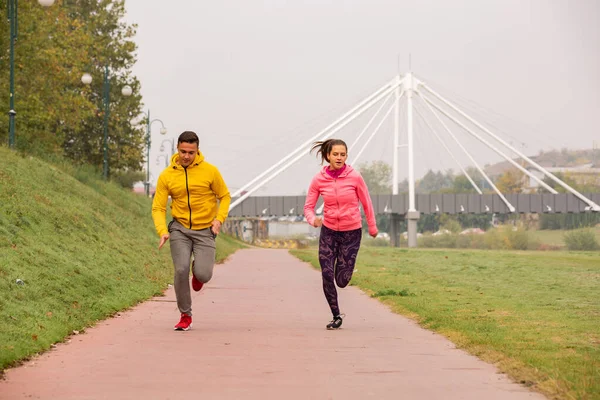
top-left (229, 193), bottom-right (600, 216)
top-left (1, 249), bottom-right (545, 400)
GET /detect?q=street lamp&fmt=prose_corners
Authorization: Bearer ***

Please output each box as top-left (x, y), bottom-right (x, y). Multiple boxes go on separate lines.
top-left (81, 68), bottom-right (132, 179)
top-left (132, 110), bottom-right (167, 196)
top-left (159, 137), bottom-right (175, 157)
top-left (7, 0), bottom-right (55, 148)
top-left (157, 154), bottom-right (169, 168)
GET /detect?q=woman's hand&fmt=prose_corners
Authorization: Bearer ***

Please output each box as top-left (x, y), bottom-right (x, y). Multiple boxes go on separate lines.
top-left (369, 226), bottom-right (379, 238)
top-left (313, 217), bottom-right (323, 228)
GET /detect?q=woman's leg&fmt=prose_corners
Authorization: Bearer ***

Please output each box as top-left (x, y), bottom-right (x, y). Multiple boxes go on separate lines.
top-left (318, 226), bottom-right (341, 317)
top-left (334, 228), bottom-right (362, 288)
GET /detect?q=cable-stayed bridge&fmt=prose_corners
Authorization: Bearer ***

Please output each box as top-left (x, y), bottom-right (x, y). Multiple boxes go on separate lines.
top-left (227, 72), bottom-right (600, 247)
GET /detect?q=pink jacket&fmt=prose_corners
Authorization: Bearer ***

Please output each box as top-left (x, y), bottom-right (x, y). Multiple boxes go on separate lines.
top-left (304, 165), bottom-right (377, 235)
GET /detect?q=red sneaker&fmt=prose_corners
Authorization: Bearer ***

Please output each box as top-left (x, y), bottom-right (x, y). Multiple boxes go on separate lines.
top-left (191, 274), bottom-right (204, 292)
top-left (174, 313), bottom-right (192, 331)
top-left (191, 260), bottom-right (204, 292)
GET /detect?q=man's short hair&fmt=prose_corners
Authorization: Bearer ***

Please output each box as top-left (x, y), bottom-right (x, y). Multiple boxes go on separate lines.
top-left (178, 131), bottom-right (199, 145)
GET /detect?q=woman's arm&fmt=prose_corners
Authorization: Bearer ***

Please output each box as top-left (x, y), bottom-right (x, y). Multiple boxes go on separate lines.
top-left (303, 176), bottom-right (320, 226)
top-left (356, 174), bottom-right (378, 236)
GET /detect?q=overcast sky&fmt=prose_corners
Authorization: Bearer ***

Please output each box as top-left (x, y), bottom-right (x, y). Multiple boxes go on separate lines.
top-left (124, 0), bottom-right (599, 195)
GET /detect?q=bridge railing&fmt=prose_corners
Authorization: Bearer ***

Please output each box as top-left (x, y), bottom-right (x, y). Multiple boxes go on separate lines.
top-left (228, 193), bottom-right (600, 217)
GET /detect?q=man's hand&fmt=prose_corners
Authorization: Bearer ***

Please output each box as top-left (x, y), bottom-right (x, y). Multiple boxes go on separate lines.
top-left (158, 234), bottom-right (170, 249)
top-left (313, 217), bottom-right (323, 228)
top-left (211, 219), bottom-right (222, 236)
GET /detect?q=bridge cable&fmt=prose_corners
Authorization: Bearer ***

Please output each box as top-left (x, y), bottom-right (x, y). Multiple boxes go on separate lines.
top-left (419, 83), bottom-right (600, 212)
top-left (416, 91), bottom-right (514, 211)
top-left (230, 77), bottom-right (405, 211)
top-left (413, 104), bottom-right (482, 194)
top-left (230, 76), bottom-right (403, 199)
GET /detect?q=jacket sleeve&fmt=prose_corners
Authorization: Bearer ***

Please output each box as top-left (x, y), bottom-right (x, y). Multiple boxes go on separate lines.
top-left (356, 173), bottom-right (378, 236)
top-left (303, 175), bottom-right (320, 226)
top-left (211, 168), bottom-right (231, 223)
top-left (152, 175), bottom-right (170, 237)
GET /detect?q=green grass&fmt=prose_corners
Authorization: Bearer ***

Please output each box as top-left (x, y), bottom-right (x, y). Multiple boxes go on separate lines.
top-left (531, 227), bottom-right (600, 249)
top-left (290, 247), bottom-right (600, 400)
top-left (0, 147), bottom-right (245, 371)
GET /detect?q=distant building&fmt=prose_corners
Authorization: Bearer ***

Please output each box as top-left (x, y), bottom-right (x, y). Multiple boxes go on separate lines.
top-left (526, 164), bottom-right (600, 190)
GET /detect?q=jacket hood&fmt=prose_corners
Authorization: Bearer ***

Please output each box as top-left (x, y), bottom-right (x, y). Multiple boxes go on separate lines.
top-left (320, 164), bottom-right (354, 179)
top-left (170, 151), bottom-right (205, 169)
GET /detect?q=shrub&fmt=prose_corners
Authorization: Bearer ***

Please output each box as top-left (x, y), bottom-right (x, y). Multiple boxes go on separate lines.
top-left (563, 229), bottom-right (599, 251)
top-left (112, 170), bottom-right (146, 189)
top-left (417, 226), bottom-right (541, 250)
top-left (419, 234), bottom-right (457, 248)
top-left (363, 237), bottom-right (391, 247)
top-left (483, 228), bottom-right (505, 250)
top-left (455, 234), bottom-right (471, 249)
top-left (439, 215), bottom-right (462, 233)
top-left (505, 229), bottom-right (532, 250)
top-left (540, 213), bottom-right (600, 230)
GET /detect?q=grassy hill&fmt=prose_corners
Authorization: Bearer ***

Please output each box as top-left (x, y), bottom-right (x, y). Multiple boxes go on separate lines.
top-left (0, 147), bottom-right (244, 371)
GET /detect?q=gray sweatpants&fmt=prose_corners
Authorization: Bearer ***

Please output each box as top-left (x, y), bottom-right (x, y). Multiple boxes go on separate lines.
top-left (168, 220), bottom-right (216, 315)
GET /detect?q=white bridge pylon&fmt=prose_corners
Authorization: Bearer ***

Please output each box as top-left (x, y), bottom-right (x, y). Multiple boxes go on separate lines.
top-left (229, 72), bottom-right (600, 246)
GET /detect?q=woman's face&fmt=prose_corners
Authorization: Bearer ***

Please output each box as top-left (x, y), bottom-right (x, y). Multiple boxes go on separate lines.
top-left (327, 144), bottom-right (347, 170)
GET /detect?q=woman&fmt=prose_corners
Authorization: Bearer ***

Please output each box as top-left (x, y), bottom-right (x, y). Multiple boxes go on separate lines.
top-left (304, 139), bottom-right (378, 330)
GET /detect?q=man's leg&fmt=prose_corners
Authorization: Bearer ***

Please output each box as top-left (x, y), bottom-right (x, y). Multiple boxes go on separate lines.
top-left (190, 227), bottom-right (216, 284)
top-left (169, 223), bottom-right (194, 315)
top-left (318, 226), bottom-right (341, 317)
top-left (334, 228), bottom-right (362, 288)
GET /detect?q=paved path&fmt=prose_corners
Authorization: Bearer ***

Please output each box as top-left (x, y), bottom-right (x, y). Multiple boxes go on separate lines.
top-left (1, 249), bottom-right (545, 400)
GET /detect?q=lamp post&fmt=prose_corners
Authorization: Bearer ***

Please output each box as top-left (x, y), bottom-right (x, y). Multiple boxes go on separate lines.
top-left (157, 154), bottom-right (169, 168)
top-left (143, 110), bottom-right (167, 196)
top-left (159, 137), bottom-right (175, 157)
top-left (7, 0), bottom-right (55, 148)
top-left (81, 69), bottom-right (132, 179)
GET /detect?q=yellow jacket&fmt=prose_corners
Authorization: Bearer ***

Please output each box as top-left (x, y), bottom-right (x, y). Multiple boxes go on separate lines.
top-left (152, 151), bottom-right (231, 237)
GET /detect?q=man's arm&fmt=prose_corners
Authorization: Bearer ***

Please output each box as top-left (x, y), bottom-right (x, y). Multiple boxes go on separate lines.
top-left (211, 168), bottom-right (231, 235)
top-left (151, 175), bottom-right (170, 237)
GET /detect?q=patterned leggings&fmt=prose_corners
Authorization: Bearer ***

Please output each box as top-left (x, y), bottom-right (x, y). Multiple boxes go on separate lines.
top-left (318, 225), bottom-right (362, 317)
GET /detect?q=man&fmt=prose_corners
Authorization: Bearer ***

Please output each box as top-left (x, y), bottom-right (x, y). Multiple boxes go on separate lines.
top-left (152, 131), bottom-right (231, 331)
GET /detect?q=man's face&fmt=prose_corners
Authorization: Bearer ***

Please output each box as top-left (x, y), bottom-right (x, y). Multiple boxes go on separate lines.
top-left (177, 142), bottom-right (198, 167)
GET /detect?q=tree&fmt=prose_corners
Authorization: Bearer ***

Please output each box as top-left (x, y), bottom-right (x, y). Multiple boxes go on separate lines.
top-left (357, 161), bottom-right (392, 234)
top-left (417, 169), bottom-right (454, 193)
top-left (450, 167), bottom-right (484, 193)
top-left (357, 160), bottom-right (392, 195)
top-left (0, 0), bottom-right (145, 177)
top-left (0, 1), bottom-right (96, 153)
top-left (495, 169), bottom-right (525, 194)
top-left (61, 0), bottom-right (145, 174)
top-left (537, 172), bottom-right (600, 194)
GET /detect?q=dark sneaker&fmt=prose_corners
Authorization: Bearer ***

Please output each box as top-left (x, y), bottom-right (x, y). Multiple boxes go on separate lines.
top-left (326, 314), bottom-right (343, 330)
top-left (174, 313), bottom-right (192, 331)
top-left (191, 274), bottom-right (204, 292)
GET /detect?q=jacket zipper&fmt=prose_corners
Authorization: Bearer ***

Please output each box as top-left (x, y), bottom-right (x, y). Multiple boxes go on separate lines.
top-left (184, 167), bottom-right (192, 229)
top-left (334, 177), bottom-right (340, 230)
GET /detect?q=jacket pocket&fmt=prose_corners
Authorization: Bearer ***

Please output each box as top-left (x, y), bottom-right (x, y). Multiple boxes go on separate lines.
top-left (348, 206), bottom-right (361, 222)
